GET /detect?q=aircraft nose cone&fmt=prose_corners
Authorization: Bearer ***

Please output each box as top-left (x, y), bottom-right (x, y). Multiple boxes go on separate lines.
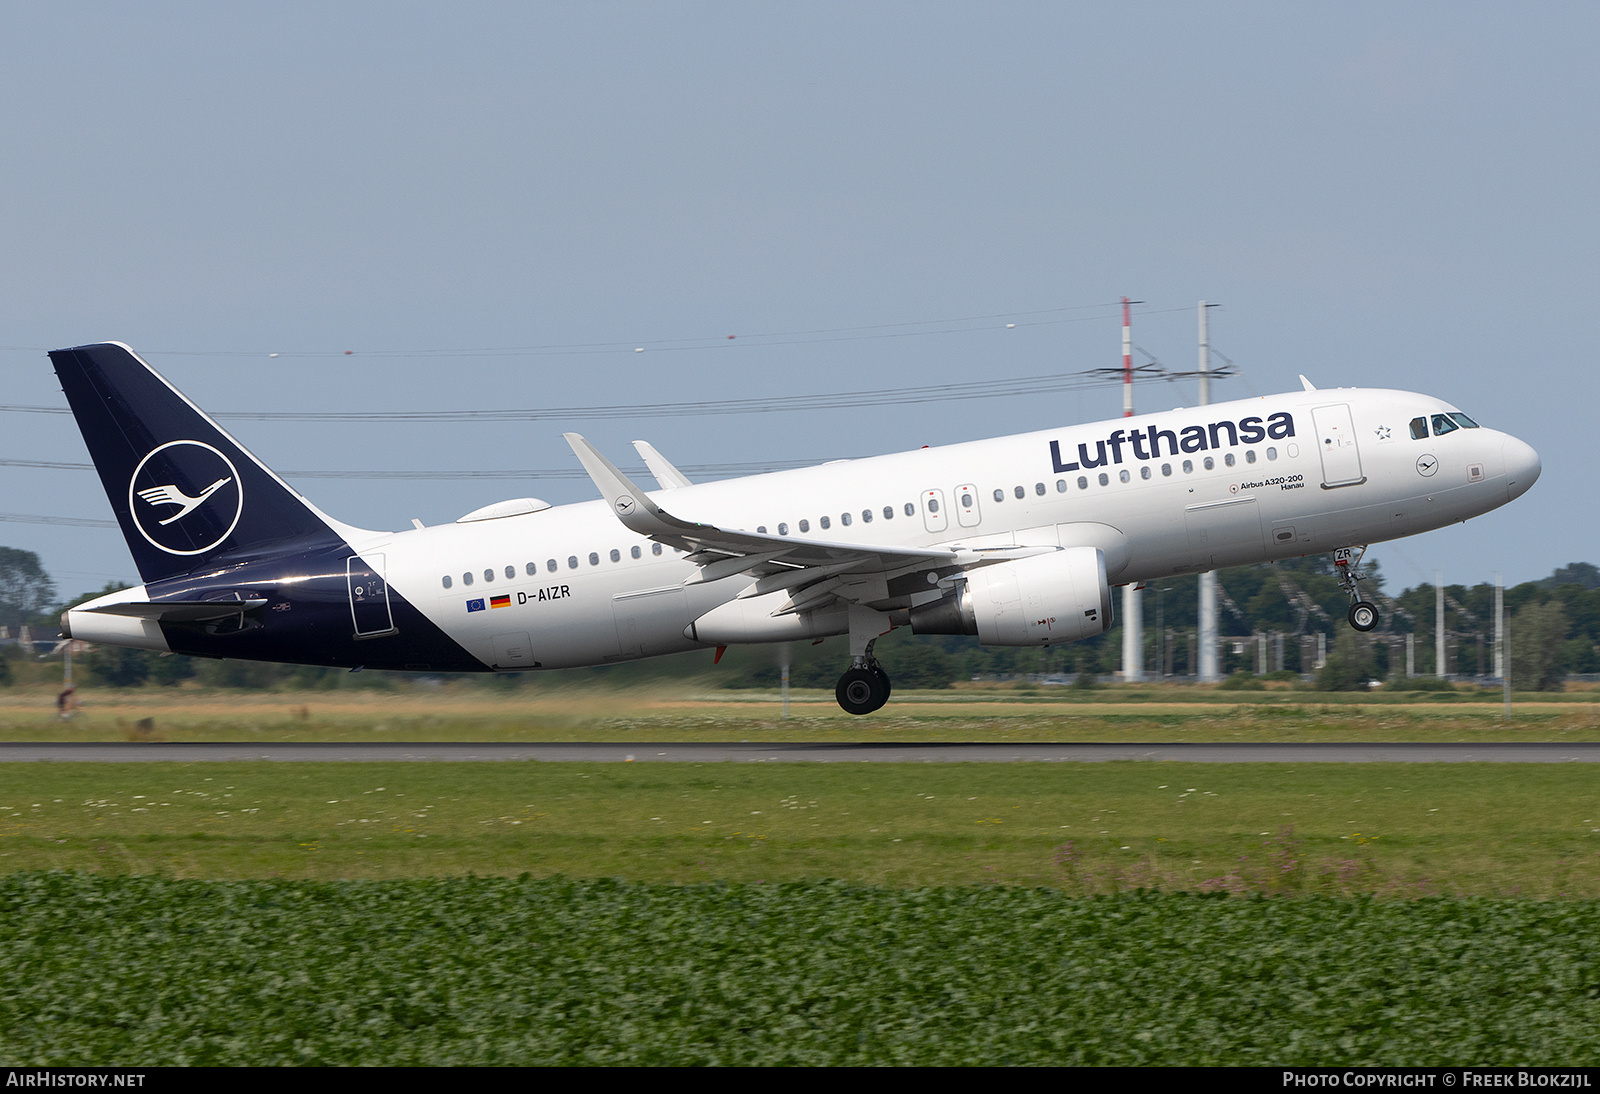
top-left (1503, 435), bottom-right (1541, 501)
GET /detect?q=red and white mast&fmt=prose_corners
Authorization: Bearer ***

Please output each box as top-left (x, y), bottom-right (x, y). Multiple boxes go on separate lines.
top-left (1119, 296), bottom-right (1143, 682)
top-left (1122, 296), bottom-right (1135, 418)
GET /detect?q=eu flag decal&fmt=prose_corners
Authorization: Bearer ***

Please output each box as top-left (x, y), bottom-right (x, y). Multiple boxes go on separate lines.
top-left (466, 599), bottom-right (485, 613)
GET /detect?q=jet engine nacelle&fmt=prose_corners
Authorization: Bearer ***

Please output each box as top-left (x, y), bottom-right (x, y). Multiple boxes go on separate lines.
top-left (910, 546), bottom-right (1112, 646)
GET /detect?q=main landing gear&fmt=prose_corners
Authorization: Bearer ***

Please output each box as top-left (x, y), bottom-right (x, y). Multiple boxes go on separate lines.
top-left (836, 664), bottom-right (891, 715)
top-left (836, 638), bottom-right (892, 715)
top-left (1335, 546), bottom-right (1379, 632)
top-left (834, 606), bottom-right (896, 715)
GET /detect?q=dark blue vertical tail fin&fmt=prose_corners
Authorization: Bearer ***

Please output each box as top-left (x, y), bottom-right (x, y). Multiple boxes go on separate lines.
top-left (49, 342), bottom-right (349, 584)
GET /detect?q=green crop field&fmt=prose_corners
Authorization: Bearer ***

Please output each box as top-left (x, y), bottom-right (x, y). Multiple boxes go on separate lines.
top-left (3, 873), bottom-right (1598, 1066)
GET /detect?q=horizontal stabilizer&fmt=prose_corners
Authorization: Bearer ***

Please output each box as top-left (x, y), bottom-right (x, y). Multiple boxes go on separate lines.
top-left (81, 599), bottom-right (269, 622)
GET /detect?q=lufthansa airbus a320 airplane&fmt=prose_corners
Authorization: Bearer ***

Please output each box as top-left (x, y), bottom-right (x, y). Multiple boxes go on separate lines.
top-left (53, 342), bottom-right (1539, 714)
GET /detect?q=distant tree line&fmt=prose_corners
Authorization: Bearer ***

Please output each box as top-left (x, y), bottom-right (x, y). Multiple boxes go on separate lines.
top-left (1, 545), bottom-right (1594, 691)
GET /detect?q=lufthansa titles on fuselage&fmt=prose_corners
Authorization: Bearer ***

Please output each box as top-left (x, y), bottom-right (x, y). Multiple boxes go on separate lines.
top-left (1049, 412), bottom-right (1296, 473)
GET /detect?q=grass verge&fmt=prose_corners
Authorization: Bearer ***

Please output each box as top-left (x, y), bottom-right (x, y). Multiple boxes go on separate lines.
top-left (1, 683), bottom-right (1598, 742)
top-left (2, 761), bottom-right (1597, 896)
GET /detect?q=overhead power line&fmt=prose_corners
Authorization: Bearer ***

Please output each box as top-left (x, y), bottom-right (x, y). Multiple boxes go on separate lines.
top-left (0, 364), bottom-right (1211, 424)
top-left (0, 301), bottom-right (1211, 362)
top-left (0, 457), bottom-right (849, 482)
top-left (0, 512), bottom-right (116, 529)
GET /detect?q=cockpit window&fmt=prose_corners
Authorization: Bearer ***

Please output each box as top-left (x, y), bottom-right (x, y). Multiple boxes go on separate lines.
top-left (1409, 417), bottom-right (1428, 440)
top-left (1431, 414), bottom-right (1459, 437)
top-left (1448, 413), bottom-right (1479, 429)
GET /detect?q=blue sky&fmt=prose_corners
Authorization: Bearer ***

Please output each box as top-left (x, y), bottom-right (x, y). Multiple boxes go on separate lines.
top-left (2, 3), bottom-right (1594, 598)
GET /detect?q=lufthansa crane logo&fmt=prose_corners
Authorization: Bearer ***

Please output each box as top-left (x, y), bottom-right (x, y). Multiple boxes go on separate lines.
top-left (128, 440), bottom-right (244, 556)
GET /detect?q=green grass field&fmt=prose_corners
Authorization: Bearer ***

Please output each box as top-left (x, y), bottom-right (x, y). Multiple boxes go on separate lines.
top-left (2, 760), bottom-right (1597, 897)
top-left (1, 679), bottom-right (1598, 743)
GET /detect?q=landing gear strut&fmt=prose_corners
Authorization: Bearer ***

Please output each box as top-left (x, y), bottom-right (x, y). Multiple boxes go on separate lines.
top-left (836, 638), bottom-right (891, 715)
top-left (1335, 546), bottom-right (1379, 632)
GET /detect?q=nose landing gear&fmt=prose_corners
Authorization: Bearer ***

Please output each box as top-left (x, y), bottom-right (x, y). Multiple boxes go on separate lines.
top-left (1335, 546), bottom-right (1380, 632)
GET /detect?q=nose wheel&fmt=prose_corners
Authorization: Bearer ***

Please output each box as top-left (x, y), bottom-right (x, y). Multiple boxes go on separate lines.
top-left (1335, 546), bottom-right (1380, 632)
top-left (1348, 601), bottom-right (1379, 632)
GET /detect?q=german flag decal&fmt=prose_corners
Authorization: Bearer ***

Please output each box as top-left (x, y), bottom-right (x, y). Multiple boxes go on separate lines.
top-left (490, 595), bottom-right (511, 609)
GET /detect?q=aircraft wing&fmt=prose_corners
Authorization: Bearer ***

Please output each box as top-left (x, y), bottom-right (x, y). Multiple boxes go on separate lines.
top-left (564, 434), bottom-right (1049, 615)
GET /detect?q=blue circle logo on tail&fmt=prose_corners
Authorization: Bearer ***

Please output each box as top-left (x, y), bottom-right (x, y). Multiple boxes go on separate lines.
top-left (128, 441), bottom-right (244, 555)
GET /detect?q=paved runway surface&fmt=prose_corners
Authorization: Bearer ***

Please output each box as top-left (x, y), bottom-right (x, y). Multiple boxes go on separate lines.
top-left (3, 742), bottom-right (1599, 763)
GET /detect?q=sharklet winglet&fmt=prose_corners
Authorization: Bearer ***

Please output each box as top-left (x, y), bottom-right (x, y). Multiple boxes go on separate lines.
top-left (563, 433), bottom-right (705, 539)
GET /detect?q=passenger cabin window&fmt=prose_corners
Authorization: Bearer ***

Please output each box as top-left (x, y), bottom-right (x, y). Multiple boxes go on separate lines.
top-left (778, 523), bottom-right (788, 535)
top-left (1410, 417), bottom-right (1429, 440)
top-left (992, 489), bottom-right (1004, 503)
top-left (1119, 469), bottom-right (1130, 483)
top-left (567, 556), bottom-right (578, 569)
top-left (526, 563), bottom-right (537, 576)
top-left (610, 549), bottom-right (620, 562)
top-left (1013, 486), bottom-right (1025, 500)
top-left (463, 572), bottom-right (474, 586)
top-left (505, 566), bottom-right (515, 579)
top-left (1183, 460), bottom-right (1194, 473)
top-left (882, 506), bottom-right (893, 520)
top-left (589, 552), bottom-right (600, 566)
top-left (1140, 466), bottom-right (1151, 480)
top-left (820, 515), bottom-right (831, 529)
top-left (861, 510), bottom-right (872, 523)
top-left (442, 575), bottom-right (452, 589)
top-left (1224, 453), bottom-right (1235, 467)
top-left (1161, 463), bottom-right (1172, 477)
top-left (1203, 457), bottom-right (1215, 471)
top-left (799, 519), bottom-right (809, 532)
top-left (651, 543), bottom-right (663, 556)
top-left (631, 546), bottom-right (641, 559)
top-left (904, 503), bottom-right (915, 516)
top-left (547, 559), bottom-right (558, 572)
top-left (1245, 450), bottom-right (1257, 464)
top-left (842, 512), bottom-right (852, 526)
top-left (1098, 472), bottom-right (1109, 486)
top-left (1266, 447), bottom-right (1278, 460)
top-left (483, 569), bottom-right (494, 582)
top-left (1055, 480), bottom-right (1066, 493)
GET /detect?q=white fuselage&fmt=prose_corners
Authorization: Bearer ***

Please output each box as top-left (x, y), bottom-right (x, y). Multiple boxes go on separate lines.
top-left (327, 386), bottom-right (1536, 671)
